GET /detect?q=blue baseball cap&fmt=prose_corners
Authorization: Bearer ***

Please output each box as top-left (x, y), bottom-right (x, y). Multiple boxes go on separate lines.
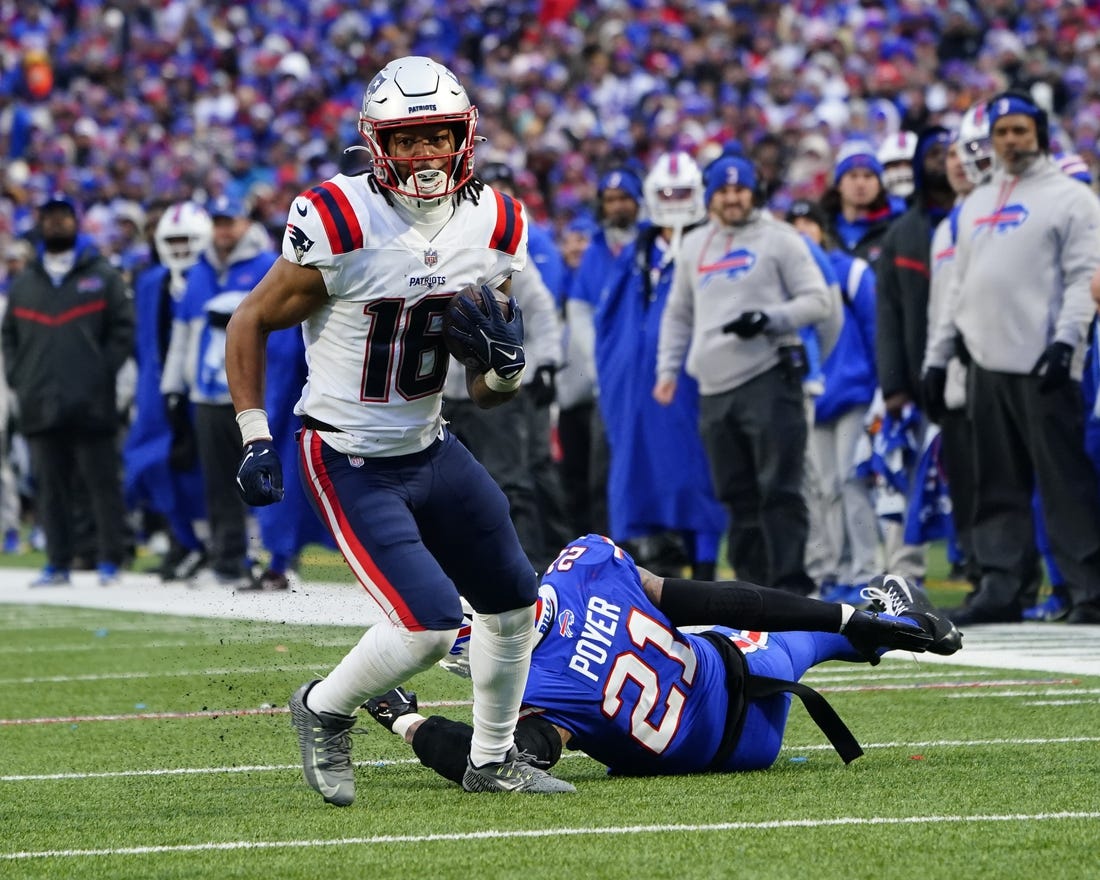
top-left (834, 140), bottom-right (884, 184)
top-left (597, 167), bottom-right (643, 203)
top-left (987, 93), bottom-right (1043, 129)
top-left (703, 156), bottom-right (756, 205)
top-left (39, 192), bottom-right (78, 214)
top-left (206, 194), bottom-right (247, 219)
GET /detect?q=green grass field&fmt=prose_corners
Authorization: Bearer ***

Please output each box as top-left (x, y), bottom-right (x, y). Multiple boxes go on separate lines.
top-left (2, 540), bottom-right (1096, 879)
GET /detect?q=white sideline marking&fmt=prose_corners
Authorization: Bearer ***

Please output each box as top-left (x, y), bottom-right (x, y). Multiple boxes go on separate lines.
top-left (0, 699), bottom-right (472, 726)
top-left (1, 677), bottom-right (1079, 726)
top-left (4, 736), bottom-right (1099, 782)
top-left (0, 641), bottom-right (197, 654)
top-left (0, 637), bottom-right (356, 654)
top-left (818, 678), bottom-right (1075, 693)
top-left (0, 664), bottom-right (323, 685)
top-left (946, 688), bottom-right (1100, 699)
top-left (804, 669), bottom-right (997, 683)
top-left (5, 568), bottom-right (1100, 673)
top-left (4, 812), bottom-right (1098, 860)
top-left (1025, 699), bottom-right (1100, 706)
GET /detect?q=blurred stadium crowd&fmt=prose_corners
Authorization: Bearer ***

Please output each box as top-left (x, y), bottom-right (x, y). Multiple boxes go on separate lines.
top-left (2, 1), bottom-right (1099, 253)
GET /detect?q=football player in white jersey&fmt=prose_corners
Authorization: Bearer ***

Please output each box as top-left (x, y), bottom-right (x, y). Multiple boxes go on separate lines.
top-left (225, 56), bottom-right (574, 801)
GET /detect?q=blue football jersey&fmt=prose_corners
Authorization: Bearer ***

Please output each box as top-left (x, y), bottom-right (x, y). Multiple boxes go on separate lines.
top-left (524, 535), bottom-right (731, 775)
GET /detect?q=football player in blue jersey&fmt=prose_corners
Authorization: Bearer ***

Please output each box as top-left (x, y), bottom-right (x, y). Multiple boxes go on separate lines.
top-left (366, 534), bottom-right (961, 782)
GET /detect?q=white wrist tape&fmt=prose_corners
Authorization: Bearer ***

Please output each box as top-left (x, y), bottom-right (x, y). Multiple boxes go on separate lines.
top-left (484, 366), bottom-right (525, 393)
top-left (236, 408), bottom-right (272, 444)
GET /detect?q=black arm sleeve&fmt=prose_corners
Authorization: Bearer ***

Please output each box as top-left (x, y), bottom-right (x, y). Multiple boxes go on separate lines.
top-left (659, 578), bottom-right (844, 632)
top-left (410, 714), bottom-right (564, 786)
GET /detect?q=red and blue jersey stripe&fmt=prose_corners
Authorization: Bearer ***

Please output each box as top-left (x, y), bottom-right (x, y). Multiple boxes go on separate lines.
top-left (489, 191), bottom-right (524, 255)
top-left (304, 182), bottom-right (364, 254)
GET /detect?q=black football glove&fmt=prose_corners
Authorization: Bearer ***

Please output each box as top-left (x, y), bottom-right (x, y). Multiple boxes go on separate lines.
top-left (444, 285), bottom-right (526, 379)
top-left (722, 310), bottom-right (770, 338)
top-left (164, 393), bottom-right (198, 471)
top-left (529, 365), bottom-right (557, 407)
top-left (841, 609), bottom-right (933, 666)
top-left (235, 439), bottom-right (284, 506)
top-left (921, 366), bottom-right (947, 423)
top-left (1030, 341), bottom-right (1073, 393)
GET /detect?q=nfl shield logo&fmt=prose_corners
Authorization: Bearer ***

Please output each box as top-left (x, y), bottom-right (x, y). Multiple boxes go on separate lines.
top-left (423, 248), bottom-right (439, 267)
top-left (348, 455), bottom-right (364, 468)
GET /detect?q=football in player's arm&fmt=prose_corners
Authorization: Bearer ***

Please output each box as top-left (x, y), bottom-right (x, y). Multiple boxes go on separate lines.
top-left (225, 55), bottom-right (573, 804)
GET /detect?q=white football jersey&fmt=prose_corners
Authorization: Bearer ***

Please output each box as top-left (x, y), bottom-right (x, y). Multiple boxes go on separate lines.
top-left (282, 174), bottom-right (528, 456)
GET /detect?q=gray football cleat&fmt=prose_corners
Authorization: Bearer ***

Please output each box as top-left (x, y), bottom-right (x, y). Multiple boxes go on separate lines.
top-left (861, 575), bottom-right (963, 656)
top-left (289, 680), bottom-right (361, 806)
top-left (462, 746), bottom-right (576, 794)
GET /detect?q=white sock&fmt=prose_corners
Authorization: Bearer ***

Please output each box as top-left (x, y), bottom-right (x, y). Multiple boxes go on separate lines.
top-left (391, 712), bottom-right (424, 741)
top-left (467, 605), bottom-right (535, 767)
top-left (307, 622), bottom-right (456, 717)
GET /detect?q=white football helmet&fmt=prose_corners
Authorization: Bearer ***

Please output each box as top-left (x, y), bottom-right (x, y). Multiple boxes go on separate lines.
top-left (358, 56), bottom-right (478, 209)
top-left (876, 131), bottom-right (918, 198)
top-left (958, 101), bottom-right (993, 186)
top-left (154, 201), bottom-right (212, 274)
top-left (643, 151), bottom-right (705, 230)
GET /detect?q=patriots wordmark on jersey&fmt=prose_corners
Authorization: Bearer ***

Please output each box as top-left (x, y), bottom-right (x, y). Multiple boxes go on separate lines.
top-left (282, 175), bottom-right (527, 457)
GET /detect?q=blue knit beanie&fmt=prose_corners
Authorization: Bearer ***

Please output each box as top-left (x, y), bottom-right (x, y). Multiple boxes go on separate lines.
top-left (834, 140), bottom-right (884, 184)
top-left (703, 156), bottom-right (756, 205)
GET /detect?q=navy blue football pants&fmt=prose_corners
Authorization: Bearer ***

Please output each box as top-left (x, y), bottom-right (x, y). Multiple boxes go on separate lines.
top-left (298, 428), bottom-right (537, 630)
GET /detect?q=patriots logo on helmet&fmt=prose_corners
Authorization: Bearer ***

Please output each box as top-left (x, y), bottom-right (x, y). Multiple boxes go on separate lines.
top-left (286, 224), bottom-right (314, 263)
top-left (699, 248), bottom-right (757, 286)
top-left (973, 203), bottom-right (1029, 236)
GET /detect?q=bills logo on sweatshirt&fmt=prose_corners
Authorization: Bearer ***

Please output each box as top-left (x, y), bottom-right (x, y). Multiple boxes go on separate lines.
top-left (699, 248), bottom-right (757, 286)
top-left (973, 203), bottom-right (1029, 236)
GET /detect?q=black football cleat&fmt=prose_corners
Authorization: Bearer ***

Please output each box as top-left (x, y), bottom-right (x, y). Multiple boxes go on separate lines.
top-left (861, 575), bottom-right (963, 656)
top-left (363, 686), bottom-right (418, 733)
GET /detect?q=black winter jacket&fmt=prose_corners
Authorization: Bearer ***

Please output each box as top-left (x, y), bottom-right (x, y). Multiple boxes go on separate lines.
top-left (875, 205), bottom-right (934, 402)
top-left (1, 246), bottom-right (133, 435)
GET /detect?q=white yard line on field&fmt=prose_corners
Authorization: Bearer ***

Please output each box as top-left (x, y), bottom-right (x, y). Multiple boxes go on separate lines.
top-left (1, 676), bottom-right (1082, 725)
top-left (946, 688), bottom-right (1100, 698)
top-left (0, 664), bottom-right (324, 685)
top-left (4, 735), bottom-right (1099, 783)
top-left (3, 812), bottom-right (1098, 860)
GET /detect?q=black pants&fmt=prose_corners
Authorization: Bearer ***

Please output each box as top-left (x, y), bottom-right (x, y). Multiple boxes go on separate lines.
top-left (938, 407), bottom-right (979, 583)
top-left (967, 366), bottom-right (1100, 610)
top-left (699, 365), bottom-right (811, 592)
top-left (28, 428), bottom-right (127, 569)
top-left (194, 403), bottom-right (248, 577)
top-left (556, 401), bottom-right (608, 538)
top-left (527, 403), bottom-right (576, 555)
top-left (444, 395), bottom-right (573, 571)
